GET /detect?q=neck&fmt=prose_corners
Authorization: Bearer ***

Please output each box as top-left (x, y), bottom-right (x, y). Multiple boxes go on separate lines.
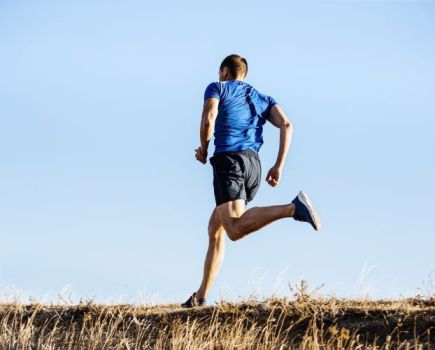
top-left (228, 76), bottom-right (244, 81)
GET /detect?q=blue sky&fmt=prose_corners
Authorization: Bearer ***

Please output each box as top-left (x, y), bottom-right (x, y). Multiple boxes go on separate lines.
top-left (0, 0), bottom-right (434, 304)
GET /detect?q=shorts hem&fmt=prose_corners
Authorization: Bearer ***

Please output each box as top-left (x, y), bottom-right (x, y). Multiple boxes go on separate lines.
top-left (215, 196), bottom-right (247, 207)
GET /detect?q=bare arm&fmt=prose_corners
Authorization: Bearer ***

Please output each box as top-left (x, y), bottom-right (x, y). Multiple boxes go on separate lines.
top-left (195, 97), bottom-right (219, 164)
top-left (268, 104), bottom-right (293, 168)
top-left (265, 104), bottom-right (293, 186)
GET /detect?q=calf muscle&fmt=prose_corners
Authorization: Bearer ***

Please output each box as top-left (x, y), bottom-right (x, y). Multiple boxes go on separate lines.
top-left (216, 200), bottom-right (293, 241)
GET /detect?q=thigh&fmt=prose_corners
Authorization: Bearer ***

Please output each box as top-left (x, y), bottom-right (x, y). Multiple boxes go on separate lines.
top-left (215, 199), bottom-right (246, 232)
top-left (208, 207), bottom-right (224, 230)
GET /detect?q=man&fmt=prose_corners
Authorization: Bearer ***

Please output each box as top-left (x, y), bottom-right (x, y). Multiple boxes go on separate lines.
top-left (181, 54), bottom-right (321, 308)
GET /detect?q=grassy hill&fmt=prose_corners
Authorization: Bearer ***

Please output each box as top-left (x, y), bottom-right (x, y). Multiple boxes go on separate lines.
top-left (0, 294), bottom-right (433, 349)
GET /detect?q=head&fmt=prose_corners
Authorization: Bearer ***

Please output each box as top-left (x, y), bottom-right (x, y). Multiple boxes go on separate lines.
top-left (218, 54), bottom-right (248, 82)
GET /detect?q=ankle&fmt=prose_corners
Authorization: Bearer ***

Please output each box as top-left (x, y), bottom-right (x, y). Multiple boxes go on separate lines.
top-left (196, 290), bottom-right (206, 300)
top-left (288, 203), bottom-right (295, 217)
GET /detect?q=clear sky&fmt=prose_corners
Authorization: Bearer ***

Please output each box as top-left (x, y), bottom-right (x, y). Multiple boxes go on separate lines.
top-left (1, 0), bottom-right (434, 305)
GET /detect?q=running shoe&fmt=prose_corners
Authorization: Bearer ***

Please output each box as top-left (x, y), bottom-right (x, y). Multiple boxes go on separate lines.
top-left (291, 191), bottom-right (321, 231)
top-left (181, 292), bottom-right (207, 308)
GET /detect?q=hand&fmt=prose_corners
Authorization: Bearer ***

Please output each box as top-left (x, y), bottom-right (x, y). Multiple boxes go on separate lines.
top-left (195, 147), bottom-right (207, 164)
top-left (265, 165), bottom-right (282, 187)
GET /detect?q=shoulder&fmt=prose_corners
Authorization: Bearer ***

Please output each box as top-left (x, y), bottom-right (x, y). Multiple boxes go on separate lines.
top-left (255, 86), bottom-right (278, 105)
top-left (204, 81), bottom-right (222, 100)
top-left (205, 81), bottom-right (222, 90)
top-left (245, 83), bottom-right (266, 97)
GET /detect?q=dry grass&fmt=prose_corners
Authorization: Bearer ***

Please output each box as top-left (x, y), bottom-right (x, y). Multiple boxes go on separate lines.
top-left (0, 288), bottom-right (433, 349)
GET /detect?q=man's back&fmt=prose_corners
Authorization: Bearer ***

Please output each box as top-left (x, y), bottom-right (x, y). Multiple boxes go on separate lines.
top-left (204, 80), bottom-right (278, 155)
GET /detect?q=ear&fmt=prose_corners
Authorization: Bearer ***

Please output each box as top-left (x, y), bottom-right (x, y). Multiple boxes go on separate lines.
top-left (221, 66), bottom-right (229, 79)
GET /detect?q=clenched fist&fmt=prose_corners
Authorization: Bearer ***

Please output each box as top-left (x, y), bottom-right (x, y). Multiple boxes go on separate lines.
top-left (265, 165), bottom-right (282, 187)
top-left (195, 147), bottom-right (207, 164)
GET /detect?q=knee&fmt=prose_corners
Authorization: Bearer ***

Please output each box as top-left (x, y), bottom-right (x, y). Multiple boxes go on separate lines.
top-left (227, 232), bottom-right (239, 242)
top-left (208, 223), bottom-right (225, 242)
top-left (225, 223), bottom-right (243, 242)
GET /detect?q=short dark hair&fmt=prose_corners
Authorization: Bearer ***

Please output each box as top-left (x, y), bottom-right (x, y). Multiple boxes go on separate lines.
top-left (220, 54), bottom-right (248, 79)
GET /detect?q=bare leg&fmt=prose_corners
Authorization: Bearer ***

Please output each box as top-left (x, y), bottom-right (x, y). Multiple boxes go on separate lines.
top-left (217, 199), bottom-right (295, 241)
top-left (195, 208), bottom-right (226, 300)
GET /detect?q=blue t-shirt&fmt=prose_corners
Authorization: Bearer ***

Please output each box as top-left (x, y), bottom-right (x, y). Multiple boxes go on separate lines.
top-left (204, 80), bottom-right (278, 155)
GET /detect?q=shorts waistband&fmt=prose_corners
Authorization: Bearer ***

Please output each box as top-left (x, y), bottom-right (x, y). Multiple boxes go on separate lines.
top-left (214, 148), bottom-right (258, 157)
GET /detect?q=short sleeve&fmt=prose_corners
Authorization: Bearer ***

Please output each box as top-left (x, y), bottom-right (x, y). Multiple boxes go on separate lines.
top-left (204, 82), bottom-right (221, 101)
top-left (263, 95), bottom-right (278, 120)
top-left (268, 96), bottom-right (278, 109)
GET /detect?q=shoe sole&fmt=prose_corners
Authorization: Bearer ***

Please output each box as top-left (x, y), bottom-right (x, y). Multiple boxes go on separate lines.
top-left (298, 191), bottom-right (321, 231)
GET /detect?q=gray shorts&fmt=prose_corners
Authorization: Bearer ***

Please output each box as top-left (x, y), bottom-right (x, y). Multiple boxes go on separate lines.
top-left (209, 148), bottom-right (261, 206)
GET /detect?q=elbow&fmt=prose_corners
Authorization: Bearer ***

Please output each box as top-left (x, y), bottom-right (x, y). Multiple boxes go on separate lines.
top-left (283, 120), bottom-right (292, 130)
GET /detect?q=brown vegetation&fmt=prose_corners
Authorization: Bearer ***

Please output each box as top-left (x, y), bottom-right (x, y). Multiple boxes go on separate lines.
top-left (0, 290), bottom-right (433, 349)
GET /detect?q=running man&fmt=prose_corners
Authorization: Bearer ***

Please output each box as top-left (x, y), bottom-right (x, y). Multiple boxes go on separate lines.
top-left (181, 54), bottom-right (321, 308)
